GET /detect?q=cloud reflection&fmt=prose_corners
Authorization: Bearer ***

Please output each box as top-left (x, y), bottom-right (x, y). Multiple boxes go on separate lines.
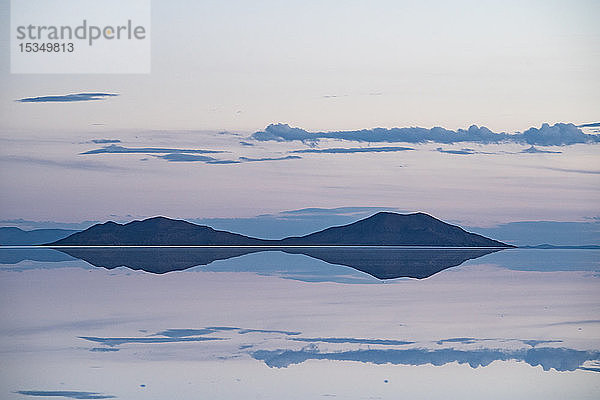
top-left (15, 391), bottom-right (116, 399)
top-left (251, 347), bottom-right (600, 371)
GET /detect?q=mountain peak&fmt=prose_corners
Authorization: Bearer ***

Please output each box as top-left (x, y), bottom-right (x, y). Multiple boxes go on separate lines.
top-left (49, 217), bottom-right (269, 246)
top-left (279, 212), bottom-right (509, 247)
top-left (47, 212), bottom-right (511, 247)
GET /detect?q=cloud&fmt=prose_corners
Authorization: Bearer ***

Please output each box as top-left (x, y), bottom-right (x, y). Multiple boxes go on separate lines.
top-left (155, 154), bottom-right (299, 164)
top-left (466, 220), bottom-right (600, 246)
top-left (251, 347), bottom-right (600, 371)
top-left (79, 335), bottom-right (226, 347)
top-left (0, 218), bottom-right (98, 230)
top-left (541, 167), bottom-right (600, 175)
top-left (207, 160), bottom-right (242, 164)
top-left (91, 139), bottom-right (121, 144)
top-left (436, 145), bottom-right (563, 155)
top-left (278, 207), bottom-right (404, 217)
top-left (290, 337), bottom-right (414, 345)
top-left (190, 207), bottom-right (406, 239)
top-left (436, 147), bottom-right (477, 155)
top-left (239, 141), bottom-right (255, 146)
top-left (155, 154), bottom-right (218, 162)
top-left (90, 347), bottom-right (120, 352)
top-left (519, 123), bottom-right (597, 146)
top-left (81, 144), bottom-right (224, 155)
top-left (16, 93), bottom-right (118, 103)
top-left (0, 155), bottom-right (127, 171)
top-left (291, 146), bottom-right (414, 154)
top-left (155, 327), bottom-right (238, 337)
top-left (252, 123), bottom-right (600, 146)
top-left (578, 122), bottom-right (600, 128)
top-left (520, 146), bottom-right (562, 154)
top-left (239, 156), bottom-right (301, 162)
top-left (153, 155), bottom-right (242, 164)
top-left (250, 347), bottom-right (600, 371)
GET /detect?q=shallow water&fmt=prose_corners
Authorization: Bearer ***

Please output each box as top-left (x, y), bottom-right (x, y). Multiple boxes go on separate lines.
top-left (1, 247), bottom-right (599, 399)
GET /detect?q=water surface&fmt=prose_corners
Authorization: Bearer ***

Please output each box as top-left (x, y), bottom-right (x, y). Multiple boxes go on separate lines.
top-left (1, 247), bottom-right (598, 399)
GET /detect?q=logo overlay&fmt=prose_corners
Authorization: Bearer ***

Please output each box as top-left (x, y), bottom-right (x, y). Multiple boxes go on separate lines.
top-left (11, 0), bottom-right (151, 73)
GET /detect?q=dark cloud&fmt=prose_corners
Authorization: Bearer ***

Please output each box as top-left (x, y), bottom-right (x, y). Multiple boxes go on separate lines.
top-left (239, 156), bottom-right (301, 162)
top-left (91, 139), bottom-right (121, 144)
top-left (155, 328), bottom-right (238, 337)
top-left (578, 122), bottom-right (600, 128)
top-left (520, 146), bottom-right (562, 154)
top-left (16, 93), bottom-right (118, 103)
top-left (153, 154), bottom-right (244, 164)
top-left (435, 147), bottom-right (499, 155)
top-left (279, 207), bottom-right (404, 217)
top-left (81, 144), bottom-right (224, 155)
top-left (151, 153), bottom-right (299, 164)
top-left (155, 154), bottom-right (217, 162)
top-left (15, 391), bottom-right (115, 399)
top-left (252, 123), bottom-right (600, 146)
top-left (79, 335), bottom-right (226, 347)
top-left (291, 146), bottom-right (414, 154)
top-left (207, 160), bottom-right (242, 164)
top-left (521, 340), bottom-right (563, 347)
top-left (290, 337), bottom-right (414, 345)
top-left (152, 327), bottom-right (300, 337)
top-left (519, 123), bottom-right (596, 146)
top-left (436, 147), bottom-right (477, 155)
top-left (239, 141), bottom-right (255, 146)
top-left (580, 367), bottom-right (600, 372)
top-left (436, 145), bottom-right (562, 155)
top-left (90, 347), bottom-right (120, 352)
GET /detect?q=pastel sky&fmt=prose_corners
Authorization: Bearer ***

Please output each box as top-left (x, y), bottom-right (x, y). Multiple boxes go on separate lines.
top-left (0, 0), bottom-right (599, 227)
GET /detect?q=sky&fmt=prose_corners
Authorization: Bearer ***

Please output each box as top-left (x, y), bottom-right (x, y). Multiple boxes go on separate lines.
top-left (0, 0), bottom-right (599, 232)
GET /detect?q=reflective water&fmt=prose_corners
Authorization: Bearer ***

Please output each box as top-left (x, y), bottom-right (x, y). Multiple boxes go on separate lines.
top-left (1, 247), bottom-right (599, 399)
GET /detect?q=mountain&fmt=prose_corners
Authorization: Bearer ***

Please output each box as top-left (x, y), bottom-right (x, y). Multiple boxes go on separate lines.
top-left (47, 212), bottom-right (511, 247)
top-left (278, 212), bottom-right (511, 247)
top-left (0, 227), bottom-right (78, 245)
top-left (48, 217), bottom-right (275, 246)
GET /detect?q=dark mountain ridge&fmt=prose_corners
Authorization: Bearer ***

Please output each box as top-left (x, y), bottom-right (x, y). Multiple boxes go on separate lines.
top-left (48, 212), bottom-right (511, 247)
top-left (0, 227), bottom-right (77, 245)
top-left (49, 217), bottom-right (276, 246)
top-left (280, 212), bottom-right (509, 247)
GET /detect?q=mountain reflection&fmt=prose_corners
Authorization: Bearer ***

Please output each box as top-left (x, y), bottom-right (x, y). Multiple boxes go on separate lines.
top-left (0, 248), bottom-right (75, 264)
top-left (53, 247), bottom-right (501, 280)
